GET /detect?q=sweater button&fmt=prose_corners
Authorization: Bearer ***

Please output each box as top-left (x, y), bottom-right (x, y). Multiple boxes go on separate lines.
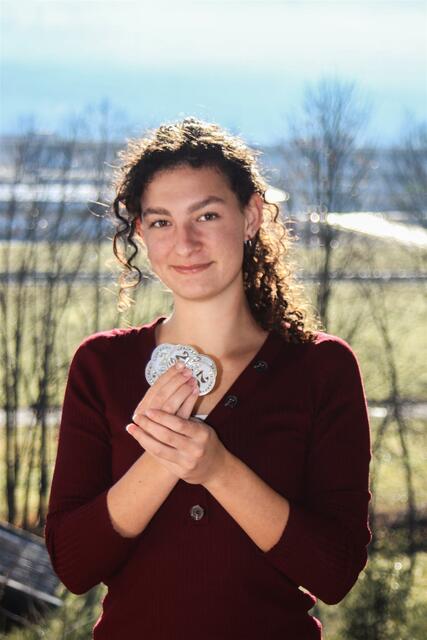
top-left (253, 360), bottom-right (268, 371)
top-left (189, 504), bottom-right (205, 521)
top-left (224, 394), bottom-right (238, 408)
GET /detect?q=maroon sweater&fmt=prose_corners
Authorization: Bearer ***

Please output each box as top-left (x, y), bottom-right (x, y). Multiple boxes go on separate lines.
top-left (45, 315), bottom-right (372, 639)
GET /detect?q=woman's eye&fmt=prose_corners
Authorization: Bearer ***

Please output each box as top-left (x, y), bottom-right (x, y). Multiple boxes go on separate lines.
top-left (199, 212), bottom-right (218, 221)
top-left (149, 212), bottom-right (218, 228)
top-left (149, 219), bottom-right (169, 228)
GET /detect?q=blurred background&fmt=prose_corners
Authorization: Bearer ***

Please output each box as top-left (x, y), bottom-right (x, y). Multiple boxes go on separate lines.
top-left (0, 0), bottom-right (426, 638)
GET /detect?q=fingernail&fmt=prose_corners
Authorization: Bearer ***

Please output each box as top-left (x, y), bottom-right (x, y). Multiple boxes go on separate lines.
top-left (176, 362), bottom-right (185, 370)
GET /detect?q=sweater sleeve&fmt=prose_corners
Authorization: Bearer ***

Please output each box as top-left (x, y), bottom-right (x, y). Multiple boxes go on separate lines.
top-left (44, 339), bottom-right (140, 595)
top-left (259, 337), bottom-right (372, 605)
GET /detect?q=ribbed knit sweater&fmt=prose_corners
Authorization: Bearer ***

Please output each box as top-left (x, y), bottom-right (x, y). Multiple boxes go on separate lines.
top-left (45, 315), bottom-right (372, 639)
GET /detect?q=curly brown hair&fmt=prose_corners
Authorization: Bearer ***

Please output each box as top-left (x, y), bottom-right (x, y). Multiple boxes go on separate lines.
top-left (110, 117), bottom-right (322, 343)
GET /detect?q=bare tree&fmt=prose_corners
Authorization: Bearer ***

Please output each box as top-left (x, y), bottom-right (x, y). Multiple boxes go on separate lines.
top-left (280, 76), bottom-right (373, 327)
top-left (0, 130), bottom-right (87, 526)
top-left (386, 116), bottom-right (427, 228)
top-left (340, 240), bottom-right (426, 639)
top-left (0, 98), bottom-right (143, 531)
top-left (0, 130), bottom-right (42, 524)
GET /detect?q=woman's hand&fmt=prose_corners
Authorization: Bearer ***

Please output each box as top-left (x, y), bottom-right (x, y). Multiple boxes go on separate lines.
top-left (133, 361), bottom-right (200, 420)
top-left (126, 407), bottom-right (228, 486)
top-left (126, 362), bottom-right (228, 485)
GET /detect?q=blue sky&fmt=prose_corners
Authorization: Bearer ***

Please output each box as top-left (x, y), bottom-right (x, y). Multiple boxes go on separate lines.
top-left (1, 0), bottom-right (426, 145)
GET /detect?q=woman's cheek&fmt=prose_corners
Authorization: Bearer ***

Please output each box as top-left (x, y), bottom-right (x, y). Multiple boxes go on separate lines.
top-left (146, 240), bottom-right (167, 268)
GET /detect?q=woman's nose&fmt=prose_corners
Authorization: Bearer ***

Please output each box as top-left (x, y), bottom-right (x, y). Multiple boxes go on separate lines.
top-left (173, 225), bottom-right (202, 254)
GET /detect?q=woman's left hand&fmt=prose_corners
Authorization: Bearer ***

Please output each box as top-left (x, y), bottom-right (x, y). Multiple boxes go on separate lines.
top-left (126, 408), bottom-right (229, 485)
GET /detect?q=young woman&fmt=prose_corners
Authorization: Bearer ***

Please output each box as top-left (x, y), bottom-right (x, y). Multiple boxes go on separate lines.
top-left (45, 117), bottom-right (372, 639)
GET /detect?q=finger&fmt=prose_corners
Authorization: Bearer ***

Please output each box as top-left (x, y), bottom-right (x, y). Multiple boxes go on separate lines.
top-left (134, 363), bottom-right (191, 415)
top-left (143, 409), bottom-right (196, 437)
top-left (133, 376), bottom-right (197, 424)
top-left (159, 376), bottom-right (199, 414)
top-left (154, 366), bottom-right (195, 406)
top-left (139, 414), bottom-right (185, 447)
top-left (126, 422), bottom-right (177, 461)
top-left (177, 383), bottom-right (200, 419)
top-left (155, 362), bottom-right (191, 390)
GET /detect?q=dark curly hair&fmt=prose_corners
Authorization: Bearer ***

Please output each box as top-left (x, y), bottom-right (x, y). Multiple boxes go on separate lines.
top-left (110, 117), bottom-right (322, 343)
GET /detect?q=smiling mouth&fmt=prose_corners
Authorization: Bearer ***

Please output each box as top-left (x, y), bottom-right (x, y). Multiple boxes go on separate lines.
top-left (172, 262), bottom-right (212, 274)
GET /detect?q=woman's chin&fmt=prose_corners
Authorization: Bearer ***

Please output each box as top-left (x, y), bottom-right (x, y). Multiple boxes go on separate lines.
top-left (165, 279), bottom-right (221, 300)
top-left (172, 288), bottom-right (217, 302)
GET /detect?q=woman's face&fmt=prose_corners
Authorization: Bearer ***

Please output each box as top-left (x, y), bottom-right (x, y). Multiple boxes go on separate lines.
top-left (136, 164), bottom-right (262, 303)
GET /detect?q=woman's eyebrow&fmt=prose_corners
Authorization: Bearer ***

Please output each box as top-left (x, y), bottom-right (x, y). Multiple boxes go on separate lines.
top-left (142, 195), bottom-right (226, 218)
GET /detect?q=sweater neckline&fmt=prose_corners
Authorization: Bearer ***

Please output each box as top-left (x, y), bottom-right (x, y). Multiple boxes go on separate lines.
top-left (144, 314), bottom-right (283, 426)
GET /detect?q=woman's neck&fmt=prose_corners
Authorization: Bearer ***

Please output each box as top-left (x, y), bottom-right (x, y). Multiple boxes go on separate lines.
top-left (155, 307), bottom-right (268, 360)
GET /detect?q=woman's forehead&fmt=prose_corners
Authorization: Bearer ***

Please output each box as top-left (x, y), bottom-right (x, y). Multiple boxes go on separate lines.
top-left (141, 165), bottom-right (234, 204)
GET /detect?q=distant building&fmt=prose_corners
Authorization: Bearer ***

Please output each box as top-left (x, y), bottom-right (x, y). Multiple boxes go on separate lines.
top-left (0, 133), bottom-right (417, 242)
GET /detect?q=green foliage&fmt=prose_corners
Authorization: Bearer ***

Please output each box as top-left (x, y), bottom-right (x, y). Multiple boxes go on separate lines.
top-left (313, 552), bottom-right (427, 640)
top-left (341, 553), bottom-right (426, 640)
top-left (1, 585), bottom-right (106, 639)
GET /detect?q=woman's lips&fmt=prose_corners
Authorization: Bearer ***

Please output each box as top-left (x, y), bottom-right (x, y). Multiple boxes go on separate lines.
top-left (172, 262), bottom-right (212, 274)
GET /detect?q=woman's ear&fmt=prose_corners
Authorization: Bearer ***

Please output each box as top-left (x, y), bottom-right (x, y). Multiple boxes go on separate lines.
top-left (244, 192), bottom-right (264, 238)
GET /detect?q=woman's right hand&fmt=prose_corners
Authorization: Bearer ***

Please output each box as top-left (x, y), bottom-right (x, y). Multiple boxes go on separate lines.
top-left (131, 362), bottom-right (199, 427)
